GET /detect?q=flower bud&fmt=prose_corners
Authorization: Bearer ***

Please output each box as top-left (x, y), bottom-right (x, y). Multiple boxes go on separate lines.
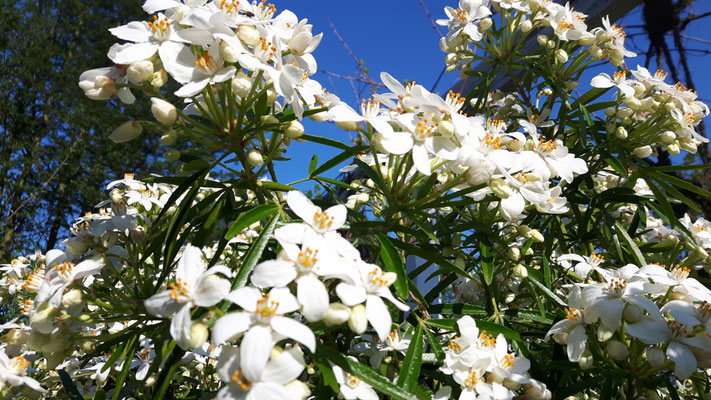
top-left (537, 35), bottom-right (548, 47)
top-left (632, 146), bottom-right (653, 158)
top-left (284, 380), bottom-right (311, 400)
top-left (231, 74), bottom-right (253, 98)
top-left (555, 49), bottom-right (568, 63)
top-left (79, 74), bottom-right (117, 100)
top-left (335, 120), bottom-right (358, 131)
top-left (616, 108), bottom-right (634, 119)
top-left (164, 149), bottom-right (181, 161)
top-left (7, 329), bottom-right (29, 347)
top-left (454, 257), bottom-right (466, 270)
top-left (308, 110), bottom-right (328, 122)
top-left (444, 53), bottom-right (459, 65)
top-left (605, 340), bottom-right (629, 361)
top-left (589, 45), bottom-right (603, 59)
top-left (246, 149), bottom-right (263, 166)
top-left (596, 325), bottom-right (614, 342)
top-left (188, 322), bottom-right (209, 349)
top-left (237, 25), bottom-right (261, 46)
top-left (579, 34), bottom-right (595, 46)
top-left (520, 20), bottom-right (532, 33)
top-left (284, 120), bottom-right (305, 138)
top-left (324, 303), bottom-right (351, 326)
top-left (614, 127), bottom-right (628, 139)
top-left (508, 247), bottom-right (521, 261)
top-left (220, 41), bottom-right (241, 63)
top-left (513, 264), bottom-right (528, 279)
top-left (490, 178), bottom-right (513, 199)
top-left (61, 289), bottom-right (84, 309)
top-left (546, 40), bottom-right (556, 49)
top-left (465, 161), bottom-right (496, 186)
top-left (542, 88), bottom-right (553, 96)
top-left (564, 81), bottom-right (578, 91)
top-left (161, 130), bottom-right (178, 146)
top-left (151, 98), bottom-right (178, 125)
top-left (150, 69), bottom-right (168, 88)
top-left (348, 304), bottom-right (367, 334)
top-left (127, 60), bottom-right (154, 83)
top-left (605, 107), bottom-right (616, 117)
top-left (266, 88), bottom-right (277, 104)
top-left (660, 130), bottom-right (676, 144)
top-left (437, 120), bottom-right (455, 137)
top-left (479, 18), bottom-right (493, 31)
top-left (667, 142), bottom-right (680, 156)
top-left (109, 121), bottom-right (142, 143)
top-left (577, 349), bottom-right (594, 369)
top-left (645, 348), bottom-right (665, 369)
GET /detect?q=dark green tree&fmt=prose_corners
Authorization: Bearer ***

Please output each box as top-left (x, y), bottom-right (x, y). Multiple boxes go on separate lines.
top-left (0, 0), bottom-right (171, 259)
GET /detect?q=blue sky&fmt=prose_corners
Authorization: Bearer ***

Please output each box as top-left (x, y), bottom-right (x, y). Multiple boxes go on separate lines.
top-left (270, 1), bottom-right (711, 189)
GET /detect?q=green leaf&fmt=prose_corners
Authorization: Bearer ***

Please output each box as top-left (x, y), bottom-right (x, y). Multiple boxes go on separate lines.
top-left (229, 213), bottom-right (280, 293)
top-left (422, 324), bottom-right (444, 361)
top-left (261, 181), bottom-right (297, 192)
top-left (396, 324), bottom-right (424, 391)
top-left (479, 235), bottom-right (494, 285)
top-left (614, 221), bottom-right (647, 266)
top-left (225, 204), bottom-right (279, 240)
top-left (151, 345), bottom-right (186, 400)
top-left (475, 320), bottom-right (522, 341)
top-left (308, 154), bottom-right (319, 175)
top-left (526, 271), bottom-right (568, 309)
top-left (315, 346), bottom-right (417, 400)
top-left (428, 303), bottom-right (488, 317)
top-left (652, 163), bottom-right (711, 172)
top-left (58, 370), bottom-right (84, 400)
top-left (310, 145), bottom-right (368, 177)
top-left (301, 134), bottom-right (352, 151)
top-left (376, 234), bottom-right (409, 299)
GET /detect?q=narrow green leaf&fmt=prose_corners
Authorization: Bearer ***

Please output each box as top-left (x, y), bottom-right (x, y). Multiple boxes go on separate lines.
top-left (310, 145), bottom-right (368, 177)
top-left (525, 272), bottom-right (568, 309)
top-left (225, 204), bottom-right (279, 240)
top-left (58, 370), bottom-right (84, 400)
top-left (475, 320), bottom-right (522, 341)
top-left (614, 221), bottom-right (647, 266)
top-left (301, 133), bottom-right (352, 151)
top-left (230, 213), bottom-right (280, 292)
top-left (396, 324), bottom-right (424, 391)
top-left (376, 234), bottom-right (408, 299)
top-left (428, 303), bottom-right (488, 317)
top-left (479, 235), bottom-right (494, 285)
top-left (151, 345), bottom-right (185, 400)
top-left (314, 176), bottom-right (353, 190)
top-left (653, 163), bottom-right (711, 172)
top-left (308, 154), bottom-right (319, 175)
top-left (422, 323), bottom-right (444, 360)
top-left (261, 181), bottom-right (297, 192)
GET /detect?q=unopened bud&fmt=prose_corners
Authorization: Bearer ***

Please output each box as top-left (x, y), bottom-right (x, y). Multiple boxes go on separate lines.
top-left (479, 18), bottom-right (493, 31)
top-left (605, 107), bottom-right (616, 117)
top-left (231, 74), bottom-right (253, 98)
top-left (61, 289), bottom-right (83, 309)
top-left (605, 340), bottom-right (629, 361)
top-left (596, 325), bottom-right (614, 342)
top-left (660, 130), bottom-right (676, 144)
top-left (490, 178), bottom-right (513, 199)
top-left (237, 25), bottom-right (261, 46)
top-left (284, 380), bottom-right (311, 400)
top-left (161, 130), bottom-right (177, 146)
top-left (564, 81), bottom-right (578, 91)
top-left (127, 60), bottom-right (154, 83)
top-left (151, 98), bottom-right (178, 125)
top-left (555, 49), bottom-right (568, 63)
top-left (520, 20), bottom-right (532, 33)
top-left (324, 303), bottom-right (351, 326)
top-left (188, 322), bottom-right (209, 349)
top-left (625, 97), bottom-right (641, 111)
top-left (284, 120), bottom-right (305, 138)
top-left (645, 348), bottom-right (665, 369)
top-left (614, 127), bottom-right (627, 139)
top-left (335, 120), bottom-right (358, 131)
top-left (150, 69), bottom-right (168, 88)
top-left (537, 35), bottom-right (548, 47)
top-left (667, 143), bottom-right (680, 156)
top-left (513, 264), bottom-right (528, 279)
top-left (348, 304), bottom-right (367, 334)
top-left (246, 149), bottom-right (263, 166)
top-left (437, 120), bottom-right (455, 137)
top-left (220, 41), bottom-right (241, 63)
top-left (164, 149), bottom-right (181, 161)
top-left (109, 121), bottom-right (142, 143)
top-left (577, 349), bottom-right (594, 369)
top-left (589, 45), bottom-right (603, 59)
top-left (508, 247), bottom-right (521, 261)
top-left (632, 146), bottom-right (653, 158)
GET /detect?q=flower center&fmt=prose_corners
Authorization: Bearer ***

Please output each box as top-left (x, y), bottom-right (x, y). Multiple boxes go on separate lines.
top-left (255, 38), bottom-right (276, 61)
top-left (386, 329), bottom-right (399, 346)
top-left (23, 268), bottom-right (44, 292)
top-left (366, 268), bottom-right (393, 292)
top-left (296, 247), bottom-right (319, 273)
top-left (501, 354), bottom-right (515, 368)
top-left (669, 321), bottom-right (691, 339)
top-left (670, 264), bottom-right (690, 281)
top-left (312, 208), bottom-right (335, 233)
top-left (195, 53), bottom-right (216, 74)
top-left (168, 278), bottom-right (190, 302)
top-left (255, 293), bottom-right (279, 322)
top-left (414, 119), bottom-right (435, 141)
top-left (346, 374), bottom-right (361, 388)
top-left (479, 330), bottom-right (496, 347)
top-left (10, 356), bottom-right (29, 375)
top-left (613, 70), bottom-right (627, 82)
top-left (231, 368), bottom-right (252, 390)
top-left (22, 299), bottom-right (33, 317)
top-left (607, 277), bottom-right (627, 297)
top-left (446, 90), bottom-right (465, 113)
top-left (148, 15), bottom-right (171, 41)
top-left (55, 262), bottom-right (74, 281)
top-left (447, 336), bottom-right (463, 353)
top-left (539, 139), bottom-right (558, 152)
top-left (452, 8), bottom-right (469, 24)
top-left (697, 301), bottom-right (711, 321)
top-left (565, 307), bottom-right (582, 321)
top-left (464, 370), bottom-right (478, 388)
top-left (483, 133), bottom-right (501, 150)
top-left (360, 98), bottom-right (380, 118)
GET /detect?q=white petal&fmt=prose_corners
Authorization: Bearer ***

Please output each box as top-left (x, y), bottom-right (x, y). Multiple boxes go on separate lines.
top-left (667, 341), bottom-right (696, 379)
top-left (175, 79), bottom-right (210, 97)
top-left (270, 316), bottom-right (316, 352)
top-left (193, 275), bottom-right (230, 307)
top-left (626, 317), bottom-right (669, 344)
top-left (426, 136), bottom-right (459, 160)
top-left (108, 42), bottom-right (159, 65)
top-left (251, 260), bottom-right (297, 288)
top-left (287, 191), bottom-right (318, 224)
top-left (270, 287), bottom-right (300, 314)
top-left (261, 347), bottom-right (305, 384)
top-left (144, 290), bottom-right (185, 318)
top-left (109, 21), bottom-right (151, 43)
top-left (366, 295), bottom-right (392, 341)
top-left (212, 312), bottom-right (254, 345)
top-left (297, 274), bottom-right (329, 322)
top-left (324, 231), bottom-right (361, 260)
top-left (248, 383), bottom-right (298, 400)
top-left (171, 304), bottom-right (193, 349)
top-left (323, 204), bottom-right (347, 230)
top-left (274, 224), bottom-right (308, 245)
top-left (241, 325), bottom-right (274, 382)
top-left (336, 283), bottom-right (367, 306)
top-left (379, 131), bottom-right (413, 155)
top-left (567, 324), bottom-right (587, 362)
top-left (590, 74), bottom-right (614, 89)
top-left (412, 144), bottom-right (432, 175)
top-left (226, 286), bottom-right (262, 311)
top-left (172, 27), bottom-right (214, 45)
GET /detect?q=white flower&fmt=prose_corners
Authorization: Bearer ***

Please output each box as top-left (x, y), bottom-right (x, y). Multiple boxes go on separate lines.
top-left (638, 263), bottom-right (711, 302)
top-left (212, 287), bottom-right (315, 381)
top-left (335, 262), bottom-right (409, 341)
top-left (274, 191), bottom-right (359, 260)
top-left (627, 317), bottom-right (711, 379)
top-left (216, 345), bottom-right (306, 400)
top-left (590, 70), bottom-right (637, 99)
top-left (251, 230), bottom-right (348, 322)
top-left (161, 39), bottom-right (237, 97)
top-left (545, 286), bottom-right (588, 362)
top-left (437, 0), bottom-right (492, 43)
top-left (0, 350), bottom-right (45, 392)
top-left (144, 245), bottom-right (231, 349)
top-left (34, 257), bottom-right (105, 308)
top-left (332, 361), bottom-right (378, 400)
top-left (441, 316), bottom-right (493, 375)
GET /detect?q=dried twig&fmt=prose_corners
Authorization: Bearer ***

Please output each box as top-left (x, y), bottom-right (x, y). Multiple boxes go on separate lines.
top-left (317, 70), bottom-right (385, 87)
top-left (419, 0), bottom-right (443, 38)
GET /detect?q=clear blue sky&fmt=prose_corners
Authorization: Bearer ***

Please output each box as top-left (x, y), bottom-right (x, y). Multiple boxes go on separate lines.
top-left (272, 1), bottom-right (711, 189)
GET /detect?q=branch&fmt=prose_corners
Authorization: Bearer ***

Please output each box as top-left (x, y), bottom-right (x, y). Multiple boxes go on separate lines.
top-left (680, 10), bottom-right (711, 30)
top-left (419, 0), bottom-right (443, 38)
top-left (317, 70), bottom-right (385, 87)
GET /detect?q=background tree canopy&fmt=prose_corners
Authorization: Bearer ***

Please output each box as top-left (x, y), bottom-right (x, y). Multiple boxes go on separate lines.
top-left (0, 0), bottom-right (170, 259)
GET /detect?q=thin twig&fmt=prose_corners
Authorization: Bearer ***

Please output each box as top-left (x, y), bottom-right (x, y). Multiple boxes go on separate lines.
top-left (680, 34), bottom-right (711, 45)
top-left (317, 70), bottom-right (385, 87)
top-left (419, 0), bottom-right (443, 38)
top-left (680, 11), bottom-right (711, 30)
top-left (4, 143), bottom-right (76, 223)
top-left (326, 16), bottom-right (378, 95)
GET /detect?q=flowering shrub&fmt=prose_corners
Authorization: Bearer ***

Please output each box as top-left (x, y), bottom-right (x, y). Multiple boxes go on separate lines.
top-left (2, 0), bottom-right (711, 398)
